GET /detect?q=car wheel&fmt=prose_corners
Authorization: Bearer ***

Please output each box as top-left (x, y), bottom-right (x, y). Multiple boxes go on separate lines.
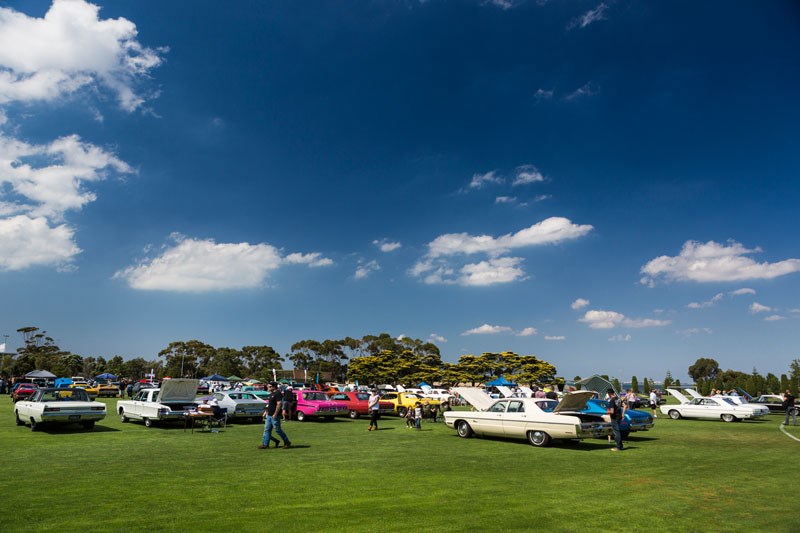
top-left (296, 411), bottom-right (306, 422)
top-left (668, 410), bottom-right (681, 420)
top-left (30, 418), bottom-right (39, 431)
top-left (456, 420), bottom-right (473, 438)
top-left (143, 417), bottom-right (153, 428)
top-left (397, 406), bottom-right (407, 417)
top-left (349, 410), bottom-right (360, 419)
top-left (721, 413), bottom-right (736, 423)
top-left (119, 409), bottom-right (129, 423)
top-left (527, 430), bottom-right (551, 447)
top-left (15, 411), bottom-right (24, 426)
top-left (82, 421), bottom-right (95, 430)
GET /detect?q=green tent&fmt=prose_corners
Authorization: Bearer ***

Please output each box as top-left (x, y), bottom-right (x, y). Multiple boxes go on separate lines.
top-left (227, 375), bottom-right (243, 381)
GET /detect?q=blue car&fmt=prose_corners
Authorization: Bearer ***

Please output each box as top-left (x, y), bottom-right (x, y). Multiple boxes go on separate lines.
top-left (584, 399), bottom-right (655, 438)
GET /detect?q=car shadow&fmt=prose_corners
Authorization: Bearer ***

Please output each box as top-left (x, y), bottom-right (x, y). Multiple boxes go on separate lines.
top-left (30, 425), bottom-right (120, 434)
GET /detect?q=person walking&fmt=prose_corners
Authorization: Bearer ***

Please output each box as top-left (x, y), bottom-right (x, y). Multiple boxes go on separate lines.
top-left (367, 388), bottom-right (381, 431)
top-left (782, 389), bottom-right (797, 426)
top-left (259, 382), bottom-right (292, 449)
top-left (606, 389), bottom-right (625, 451)
top-left (649, 389), bottom-right (658, 418)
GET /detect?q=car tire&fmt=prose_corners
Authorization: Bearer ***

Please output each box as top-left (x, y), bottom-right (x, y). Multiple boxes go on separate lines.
top-left (721, 413), bottom-right (736, 423)
top-left (296, 411), bottom-right (306, 422)
top-left (15, 411), bottom-right (24, 426)
top-left (119, 410), bottom-right (129, 423)
top-left (82, 421), bottom-right (95, 430)
top-left (527, 430), bottom-right (551, 447)
top-left (349, 410), bottom-right (360, 419)
top-left (143, 417), bottom-right (153, 428)
top-left (668, 410), bottom-right (681, 420)
top-left (456, 420), bottom-right (473, 438)
top-left (30, 418), bottom-right (39, 431)
top-left (397, 406), bottom-right (407, 417)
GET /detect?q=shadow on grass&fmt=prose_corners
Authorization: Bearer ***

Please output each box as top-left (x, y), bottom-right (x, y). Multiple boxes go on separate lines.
top-left (446, 433), bottom-right (622, 451)
top-left (29, 425), bottom-right (121, 434)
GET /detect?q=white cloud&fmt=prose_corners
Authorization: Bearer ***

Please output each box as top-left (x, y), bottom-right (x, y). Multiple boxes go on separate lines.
top-left (544, 335), bottom-right (565, 341)
top-left (579, 309), bottom-right (671, 329)
top-left (0, 0), bottom-right (165, 111)
top-left (354, 260), bottom-right (380, 280)
top-left (0, 214), bottom-right (80, 270)
top-left (517, 327), bottom-right (538, 337)
top-left (462, 324), bottom-right (513, 335)
top-left (678, 328), bottom-right (713, 337)
top-left (564, 82), bottom-right (597, 101)
top-left (571, 298), bottom-right (590, 310)
top-left (641, 240), bottom-right (800, 286)
top-left (567, 3), bottom-right (609, 30)
top-left (730, 288), bottom-right (756, 296)
top-left (764, 315), bottom-right (786, 322)
top-left (458, 257), bottom-right (526, 286)
top-left (428, 333), bottom-right (447, 343)
top-left (608, 334), bottom-right (632, 342)
top-left (687, 292), bottom-right (723, 309)
top-left (114, 236), bottom-right (330, 292)
top-left (469, 170), bottom-right (503, 189)
top-left (495, 196), bottom-right (517, 204)
top-left (373, 239), bottom-right (401, 253)
top-left (284, 252), bottom-right (333, 268)
top-left (512, 164), bottom-right (545, 186)
top-left (533, 88), bottom-right (553, 100)
top-left (749, 302), bottom-right (772, 314)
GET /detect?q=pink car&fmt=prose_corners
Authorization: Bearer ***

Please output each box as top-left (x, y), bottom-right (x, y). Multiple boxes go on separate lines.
top-left (293, 390), bottom-right (347, 421)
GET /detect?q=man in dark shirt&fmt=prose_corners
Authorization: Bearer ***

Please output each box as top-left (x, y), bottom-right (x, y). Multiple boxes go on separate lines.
top-left (259, 382), bottom-right (292, 449)
top-left (606, 389), bottom-right (625, 451)
top-left (782, 390), bottom-right (796, 426)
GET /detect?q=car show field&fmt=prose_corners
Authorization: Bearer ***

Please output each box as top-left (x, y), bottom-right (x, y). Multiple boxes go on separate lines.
top-left (1, 395), bottom-right (798, 532)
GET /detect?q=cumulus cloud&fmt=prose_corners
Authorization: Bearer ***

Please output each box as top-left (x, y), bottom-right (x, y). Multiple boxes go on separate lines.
top-left (641, 240), bottom-right (800, 286)
top-left (469, 170), bottom-right (503, 189)
top-left (571, 298), bottom-right (590, 310)
top-left (495, 196), bottom-right (518, 205)
top-left (512, 164), bottom-right (545, 186)
top-left (687, 293), bottom-right (723, 309)
top-left (0, 0), bottom-right (166, 111)
top-left (749, 302), bottom-right (772, 314)
top-left (373, 239), bottom-right (401, 253)
top-left (730, 288), bottom-right (756, 296)
top-left (354, 260), bottom-right (380, 280)
top-left (114, 235), bottom-right (331, 292)
top-left (462, 324), bottom-right (513, 336)
top-left (544, 335), bottom-right (565, 341)
top-left (567, 3), bottom-right (609, 30)
top-left (284, 252), bottom-right (333, 267)
top-left (517, 327), bottom-right (538, 337)
top-left (428, 333), bottom-right (447, 343)
top-left (579, 309), bottom-right (671, 329)
top-left (410, 217), bottom-right (592, 286)
top-left (0, 214), bottom-right (80, 270)
top-left (608, 334), bottom-right (632, 342)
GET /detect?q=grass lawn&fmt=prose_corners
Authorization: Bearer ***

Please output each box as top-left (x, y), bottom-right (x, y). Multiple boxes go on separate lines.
top-left (1, 396), bottom-right (798, 532)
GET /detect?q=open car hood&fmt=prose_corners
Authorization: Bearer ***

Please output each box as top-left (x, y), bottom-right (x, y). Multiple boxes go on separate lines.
top-left (553, 391), bottom-right (595, 413)
top-left (667, 388), bottom-right (690, 404)
top-left (451, 387), bottom-right (495, 411)
top-left (160, 379), bottom-right (199, 402)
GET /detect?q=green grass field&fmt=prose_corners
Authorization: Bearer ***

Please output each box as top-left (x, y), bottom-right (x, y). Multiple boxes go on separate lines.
top-left (1, 396), bottom-right (798, 532)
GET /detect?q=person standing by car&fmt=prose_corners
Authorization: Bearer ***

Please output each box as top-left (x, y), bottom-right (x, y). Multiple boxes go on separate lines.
top-left (259, 382), bottom-right (292, 449)
top-left (367, 388), bottom-right (381, 431)
top-left (649, 389), bottom-right (659, 418)
top-left (782, 390), bottom-right (796, 426)
top-left (282, 386), bottom-right (294, 421)
top-left (606, 389), bottom-right (625, 451)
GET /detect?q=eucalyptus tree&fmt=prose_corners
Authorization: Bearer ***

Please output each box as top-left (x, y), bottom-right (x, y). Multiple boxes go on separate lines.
top-left (241, 345), bottom-right (284, 379)
top-left (158, 340), bottom-right (215, 378)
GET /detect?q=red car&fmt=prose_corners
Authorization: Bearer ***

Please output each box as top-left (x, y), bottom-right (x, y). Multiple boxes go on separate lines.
top-left (12, 383), bottom-right (38, 403)
top-left (327, 391), bottom-right (395, 419)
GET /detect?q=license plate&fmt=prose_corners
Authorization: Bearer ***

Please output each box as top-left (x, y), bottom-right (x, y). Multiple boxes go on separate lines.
top-left (69, 415), bottom-right (81, 421)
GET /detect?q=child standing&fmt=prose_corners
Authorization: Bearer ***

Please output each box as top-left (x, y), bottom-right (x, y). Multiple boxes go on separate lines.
top-left (414, 402), bottom-right (423, 431)
top-left (405, 405), bottom-right (415, 428)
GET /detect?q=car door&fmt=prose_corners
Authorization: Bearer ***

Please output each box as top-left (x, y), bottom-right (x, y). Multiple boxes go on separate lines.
top-left (474, 401), bottom-right (507, 436)
top-left (502, 400), bottom-right (528, 437)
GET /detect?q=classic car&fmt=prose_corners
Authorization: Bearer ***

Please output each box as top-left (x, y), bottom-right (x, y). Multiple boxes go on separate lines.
top-left (208, 391), bottom-right (266, 422)
top-left (70, 381), bottom-right (98, 399)
top-left (11, 382), bottom-right (38, 402)
top-left (294, 390), bottom-right (347, 421)
top-left (327, 391), bottom-right (395, 419)
top-left (117, 379), bottom-right (199, 427)
top-left (85, 381), bottom-right (119, 398)
top-left (660, 389), bottom-right (765, 422)
top-left (379, 391), bottom-right (440, 416)
top-left (683, 388), bottom-right (771, 417)
top-left (583, 398), bottom-right (654, 438)
top-left (421, 388), bottom-right (455, 402)
top-left (14, 387), bottom-right (106, 431)
top-left (444, 388), bottom-right (611, 447)
top-left (750, 394), bottom-right (789, 413)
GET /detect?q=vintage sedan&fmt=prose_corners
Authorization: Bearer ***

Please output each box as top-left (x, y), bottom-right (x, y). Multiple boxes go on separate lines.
top-left (444, 388), bottom-right (611, 447)
top-left (294, 390), bottom-right (348, 421)
top-left (682, 388), bottom-right (771, 418)
top-left (661, 389), bottom-right (764, 422)
top-left (209, 391), bottom-right (266, 423)
top-left (11, 382), bottom-right (38, 402)
top-left (327, 391), bottom-right (394, 419)
top-left (584, 398), bottom-right (655, 438)
top-left (14, 387), bottom-right (106, 431)
top-left (380, 391), bottom-right (440, 417)
top-left (750, 394), bottom-right (789, 413)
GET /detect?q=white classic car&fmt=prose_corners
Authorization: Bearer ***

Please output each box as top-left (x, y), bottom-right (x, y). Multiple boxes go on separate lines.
top-left (661, 389), bottom-right (765, 422)
top-left (443, 388), bottom-right (611, 447)
top-left (117, 378), bottom-right (199, 427)
top-left (207, 391), bottom-right (266, 422)
top-left (14, 387), bottom-right (106, 431)
top-left (683, 388), bottom-right (771, 417)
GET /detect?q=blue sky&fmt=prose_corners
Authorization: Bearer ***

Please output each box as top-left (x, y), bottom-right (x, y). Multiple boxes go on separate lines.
top-left (1, 0), bottom-right (798, 383)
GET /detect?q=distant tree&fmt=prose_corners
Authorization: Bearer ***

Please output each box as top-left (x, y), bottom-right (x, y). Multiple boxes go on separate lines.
top-left (663, 370), bottom-right (673, 390)
top-left (106, 356), bottom-right (125, 377)
top-left (241, 345), bottom-right (283, 379)
top-left (209, 347), bottom-right (244, 378)
top-left (688, 357), bottom-right (720, 383)
top-left (158, 340), bottom-right (215, 378)
top-left (612, 378), bottom-right (621, 393)
top-left (630, 376), bottom-right (639, 393)
top-left (766, 373), bottom-right (781, 394)
top-left (643, 377), bottom-right (651, 394)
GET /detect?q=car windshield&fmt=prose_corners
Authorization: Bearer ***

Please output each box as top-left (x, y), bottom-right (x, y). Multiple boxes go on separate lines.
top-left (721, 398), bottom-right (739, 406)
top-left (535, 400), bottom-right (558, 412)
top-left (37, 389), bottom-right (90, 402)
top-left (303, 392), bottom-right (328, 401)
